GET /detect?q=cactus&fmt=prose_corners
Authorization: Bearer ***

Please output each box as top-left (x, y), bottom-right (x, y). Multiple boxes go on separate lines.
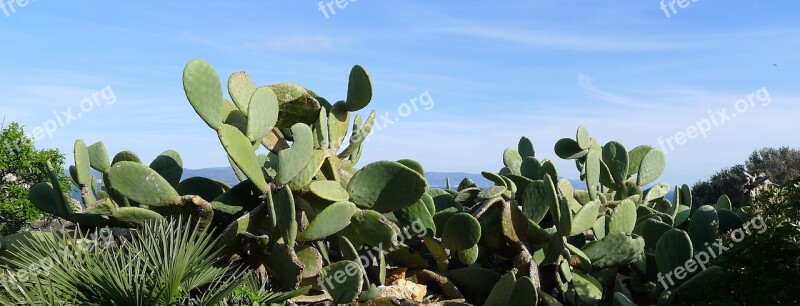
top-left (442, 213), bottom-right (481, 251)
top-left (655, 229), bottom-right (694, 275)
top-left (24, 57), bottom-right (747, 305)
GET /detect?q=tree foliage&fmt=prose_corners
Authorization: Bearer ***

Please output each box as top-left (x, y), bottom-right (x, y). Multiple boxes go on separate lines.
top-left (699, 177), bottom-right (800, 305)
top-left (692, 147), bottom-right (800, 208)
top-left (0, 122), bottom-right (69, 235)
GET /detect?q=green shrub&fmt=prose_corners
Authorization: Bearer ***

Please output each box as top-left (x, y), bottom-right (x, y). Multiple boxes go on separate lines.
top-left (0, 122), bottom-right (69, 235)
top-left (699, 177), bottom-right (800, 305)
top-left (693, 147), bottom-right (800, 208)
top-left (0, 218), bottom-right (249, 305)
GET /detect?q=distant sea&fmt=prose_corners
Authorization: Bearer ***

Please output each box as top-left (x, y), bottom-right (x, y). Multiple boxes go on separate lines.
top-left (71, 167), bottom-right (674, 201)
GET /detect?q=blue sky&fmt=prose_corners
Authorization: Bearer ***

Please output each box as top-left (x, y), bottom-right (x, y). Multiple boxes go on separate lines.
top-left (1, 1), bottom-right (799, 186)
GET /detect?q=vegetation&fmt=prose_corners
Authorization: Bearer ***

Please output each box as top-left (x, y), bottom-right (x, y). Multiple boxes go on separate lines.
top-left (0, 218), bottom-right (305, 305)
top-left (2, 59), bottom-right (796, 305)
top-left (698, 177), bottom-right (800, 305)
top-left (692, 147), bottom-right (800, 207)
top-left (0, 122), bottom-right (69, 235)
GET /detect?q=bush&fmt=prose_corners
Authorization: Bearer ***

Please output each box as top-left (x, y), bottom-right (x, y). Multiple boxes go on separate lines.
top-left (692, 147), bottom-right (800, 208)
top-left (0, 122), bottom-right (69, 235)
top-left (700, 177), bottom-right (800, 305)
top-left (0, 218), bottom-right (253, 305)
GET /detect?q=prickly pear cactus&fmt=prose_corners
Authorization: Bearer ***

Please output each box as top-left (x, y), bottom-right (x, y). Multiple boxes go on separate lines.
top-left (25, 59), bottom-right (741, 305)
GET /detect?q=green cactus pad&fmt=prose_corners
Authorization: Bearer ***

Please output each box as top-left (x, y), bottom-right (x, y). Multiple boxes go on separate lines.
top-left (637, 148), bottom-right (666, 186)
top-left (522, 180), bottom-right (551, 224)
top-left (246, 86), bottom-right (280, 142)
top-left (319, 260), bottom-right (364, 304)
top-left (585, 149), bottom-right (601, 199)
top-left (556, 196), bottom-right (573, 236)
top-left (643, 182), bottom-right (670, 204)
top-left (457, 177), bottom-right (477, 191)
top-left (266, 242), bottom-right (304, 289)
top-left (582, 233), bottom-right (645, 269)
top-left (394, 197), bottom-right (436, 236)
top-left (183, 59), bottom-right (224, 130)
top-left (715, 195), bottom-right (732, 210)
top-left (555, 138), bottom-right (588, 160)
top-left (576, 125), bottom-right (592, 149)
top-left (484, 270), bottom-right (517, 306)
top-left (87, 141), bottom-right (111, 173)
top-left (149, 150), bottom-right (183, 187)
top-left (29, 182), bottom-right (69, 217)
top-left (175, 176), bottom-right (227, 202)
top-left (274, 187), bottom-right (298, 247)
top-left (227, 71), bottom-right (256, 114)
top-left (609, 199), bottom-right (636, 234)
top-left (108, 161), bottom-right (180, 206)
top-left (73, 140), bottom-right (91, 186)
top-left (518, 136), bottom-right (535, 158)
top-left (386, 245), bottom-right (428, 269)
top-left (570, 200), bottom-right (602, 236)
top-left (655, 229), bottom-right (693, 275)
top-left (110, 207), bottom-right (163, 226)
top-left (478, 185), bottom-right (507, 200)
top-left (345, 65), bottom-right (372, 112)
top-left (501, 201), bottom-right (529, 242)
top-left (218, 124), bottom-right (268, 192)
top-left (520, 157), bottom-right (541, 181)
top-left (298, 201), bottom-right (358, 241)
top-left (296, 245), bottom-right (324, 279)
top-left (642, 218), bottom-right (672, 250)
top-left (672, 266), bottom-right (722, 300)
top-left (338, 111), bottom-right (376, 159)
top-left (481, 171), bottom-right (507, 188)
top-left (503, 147), bottom-right (523, 175)
top-left (309, 180), bottom-right (350, 202)
top-left (269, 82), bottom-right (321, 128)
top-left (626, 145), bottom-right (654, 177)
top-left (442, 212), bottom-right (481, 250)
top-left (288, 150), bottom-right (326, 190)
top-left (347, 161), bottom-right (428, 213)
top-left (277, 124), bottom-right (314, 186)
top-left (572, 270), bottom-right (602, 306)
top-left (351, 209), bottom-right (398, 247)
top-left (111, 151), bottom-right (142, 165)
top-left (673, 204), bottom-right (691, 227)
top-left (327, 101), bottom-right (350, 151)
top-left (313, 108), bottom-right (329, 149)
top-left (602, 141), bottom-right (629, 185)
top-left (457, 244), bottom-right (479, 265)
top-left (688, 205), bottom-right (719, 248)
top-left (680, 184), bottom-right (692, 208)
top-left (396, 159), bottom-right (425, 176)
top-left (717, 209), bottom-right (744, 233)
top-left (541, 160), bottom-right (558, 181)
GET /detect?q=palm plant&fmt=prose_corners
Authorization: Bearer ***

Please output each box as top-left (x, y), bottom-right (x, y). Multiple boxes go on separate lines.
top-left (0, 218), bottom-right (245, 305)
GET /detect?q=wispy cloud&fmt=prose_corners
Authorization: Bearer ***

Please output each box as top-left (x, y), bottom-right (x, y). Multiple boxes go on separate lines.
top-left (577, 73), bottom-right (654, 108)
top-left (241, 35), bottom-right (338, 51)
top-left (435, 26), bottom-right (680, 51)
top-left (183, 31), bottom-right (339, 52)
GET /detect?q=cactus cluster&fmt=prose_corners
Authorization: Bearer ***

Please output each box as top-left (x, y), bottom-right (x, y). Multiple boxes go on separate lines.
top-left (24, 60), bottom-right (745, 305)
